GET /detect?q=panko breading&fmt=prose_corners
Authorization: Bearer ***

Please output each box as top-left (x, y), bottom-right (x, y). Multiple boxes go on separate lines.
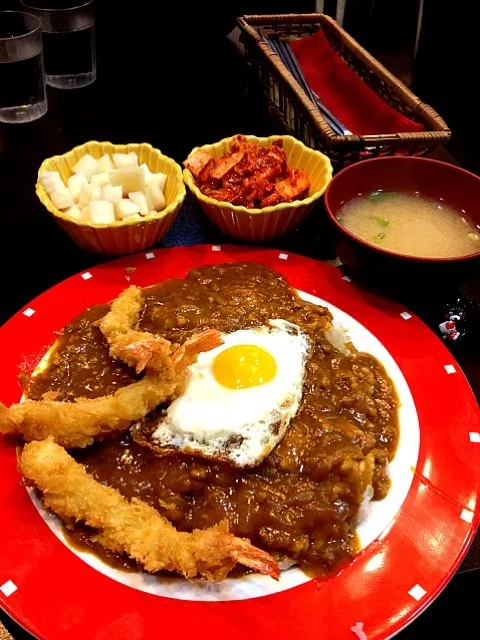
top-left (1, 374), bottom-right (175, 449)
top-left (20, 439), bottom-right (280, 581)
top-left (2, 263), bottom-right (400, 582)
top-left (99, 285), bottom-right (167, 374)
top-left (0, 292), bottom-right (222, 448)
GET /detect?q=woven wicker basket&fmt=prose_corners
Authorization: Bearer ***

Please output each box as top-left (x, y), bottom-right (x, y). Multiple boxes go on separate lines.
top-left (238, 14), bottom-right (450, 168)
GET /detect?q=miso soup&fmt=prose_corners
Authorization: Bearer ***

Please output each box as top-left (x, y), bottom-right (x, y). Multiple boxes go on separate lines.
top-left (337, 191), bottom-right (480, 258)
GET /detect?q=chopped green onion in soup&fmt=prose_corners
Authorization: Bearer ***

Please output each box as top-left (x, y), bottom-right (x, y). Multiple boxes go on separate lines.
top-left (370, 215), bottom-right (389, 227)
top-left (337, 192), bottom-right (480, 258)
top-left (369, 191), bottom-right (398, 203)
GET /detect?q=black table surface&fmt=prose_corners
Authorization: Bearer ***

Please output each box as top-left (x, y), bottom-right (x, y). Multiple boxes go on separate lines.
top-left (1, 24), bottom-right (479, 640)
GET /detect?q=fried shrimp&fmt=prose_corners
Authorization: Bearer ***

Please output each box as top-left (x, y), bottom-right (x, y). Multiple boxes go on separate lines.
top-left (99, 285), bottom-right (171, 374)
top-left (99, 284), bottom-right (144, 338)
top-left (98, 284), bottom-right (225, 375)
top-left (20, 439), bottom-right (280, 581)
top-left (0, 329), bottom-right (222, 448)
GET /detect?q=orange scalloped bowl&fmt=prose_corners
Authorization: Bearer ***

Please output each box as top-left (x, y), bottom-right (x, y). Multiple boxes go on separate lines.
top-left (183, 135), bottom-right (333, 242)
top-left (36, 141), bottom-right (186, 255)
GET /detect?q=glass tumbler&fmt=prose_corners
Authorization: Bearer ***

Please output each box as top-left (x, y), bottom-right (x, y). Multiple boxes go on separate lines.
top-left (0, 11), bottom-right (48, 123)
top-left (21, 0), bottom-right (96, 89)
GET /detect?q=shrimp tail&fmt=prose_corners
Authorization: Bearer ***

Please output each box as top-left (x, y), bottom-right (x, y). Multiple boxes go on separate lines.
top-left (0, 280), bottom-right (223, 447)
top-left (172, 329), bottom-right (224, 368)
top-left (111, 329), bottom-right (223, 376)
top-left (229, 537), bottom-right (281, 580)
top-left (19, 439), bottom-right (280, 581)
top-left (99, 286), bottom-right (223, 375)
top-left (111, 332), bottom-right (174, 375)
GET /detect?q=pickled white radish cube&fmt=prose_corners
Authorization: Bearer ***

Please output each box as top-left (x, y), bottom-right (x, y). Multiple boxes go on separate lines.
top-left (78, 183), bottom-right (102, 208)
top-left (150, 172), bottom-right (167, 192)
top-left (128, 191), bottom-right (149, 215)
top-left (50, 187), bottom-right (74, 210)
top-left (147, 181), bottom-right (166, 211)
top-left (72, 154), bottom-right (99, 180)
top-left (112, 152), bottom-right (138, 169)
top-left (140, 163), bottom-right (153, 185)
top-left (123, 213), bottom-right (142, 222)
top-left (97, 154), bottom-right (114, 173)
top-left (115, 199), bottom-right (140, 220)
top-left (67, 173), bottom-right (88, 202)
top-left (101, 184), bottom-right (122, 204)
top-left (81, 205), bottom-right (90, 220)
top-left (91, 172), bottom-right (110, 187)
top-left (65, 205), bottom-right (83, 220)
top-left (39, 171), bottom-right (65, 194)
top-left (109, 167), bottom-right (145, 196)
top-left (89, 201), bottom-right (115, 224)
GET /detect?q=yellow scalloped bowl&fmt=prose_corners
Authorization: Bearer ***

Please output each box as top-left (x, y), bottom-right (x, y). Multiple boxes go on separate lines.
top-left (36, 141), bottom-right (186, 255)
top-left (183, 134), bottom-right (333, 241)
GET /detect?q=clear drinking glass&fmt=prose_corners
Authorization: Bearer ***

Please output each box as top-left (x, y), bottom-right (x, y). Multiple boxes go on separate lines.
top-left (21, 0), bottom-right (96, 90)
top-left (0, 11), bottom-right (48, 124)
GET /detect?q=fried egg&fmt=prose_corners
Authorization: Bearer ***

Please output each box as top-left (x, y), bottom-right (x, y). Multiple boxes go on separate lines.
top-left (150, 319), bottom-right (311, 467)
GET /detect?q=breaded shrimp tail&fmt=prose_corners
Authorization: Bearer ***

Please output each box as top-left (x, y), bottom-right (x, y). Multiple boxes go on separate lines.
top-left (0, 329), bottom-right (222, 448)
top-left (99, 285), bottom-right (174, 374)
top-left (20, 439), bottom-right (280, 581)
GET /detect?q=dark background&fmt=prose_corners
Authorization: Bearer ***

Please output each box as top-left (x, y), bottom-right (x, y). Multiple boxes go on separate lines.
top-left (1, 1), bottom-right (479, 638)
top-left (1, 0), bottom-right (478, 322)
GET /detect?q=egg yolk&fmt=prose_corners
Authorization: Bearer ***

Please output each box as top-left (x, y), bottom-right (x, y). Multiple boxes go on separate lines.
top-left (212, 344), bottom-right (277, 389)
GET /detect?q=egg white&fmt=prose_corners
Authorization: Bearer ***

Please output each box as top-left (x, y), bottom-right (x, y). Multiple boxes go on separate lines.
top-left (151, 319), bottom-right (311, 467)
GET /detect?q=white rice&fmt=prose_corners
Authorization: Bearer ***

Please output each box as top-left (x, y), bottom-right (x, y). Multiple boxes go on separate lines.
top-left (325, 323), bottom-right (352, 356)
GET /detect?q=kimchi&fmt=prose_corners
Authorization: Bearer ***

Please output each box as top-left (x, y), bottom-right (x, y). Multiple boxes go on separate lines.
top-left (184, 135), bottom-right (310, 209)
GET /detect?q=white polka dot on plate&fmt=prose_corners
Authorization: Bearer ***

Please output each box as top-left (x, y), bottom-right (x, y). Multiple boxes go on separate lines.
top-left (350, 622), bottom-right (367, 640)
top-left (0, 580), bottom-right (17, 597)
top-left (460, 508), bottom-right (474, 523)
top-left (408, 584), bottom-right (427, 601)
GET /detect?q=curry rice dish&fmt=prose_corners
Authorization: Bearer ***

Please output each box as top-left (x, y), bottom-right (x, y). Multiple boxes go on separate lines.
top-left (5, 263), bottom-right (399, 580)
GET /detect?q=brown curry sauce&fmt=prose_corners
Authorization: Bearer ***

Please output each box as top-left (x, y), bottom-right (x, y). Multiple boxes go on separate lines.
top-left (27, 263), bottom-right (399, 575)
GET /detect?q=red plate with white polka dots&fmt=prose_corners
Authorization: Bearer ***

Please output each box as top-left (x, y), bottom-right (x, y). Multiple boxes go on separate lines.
top-left (1, 245), bottom-right (479, 640)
